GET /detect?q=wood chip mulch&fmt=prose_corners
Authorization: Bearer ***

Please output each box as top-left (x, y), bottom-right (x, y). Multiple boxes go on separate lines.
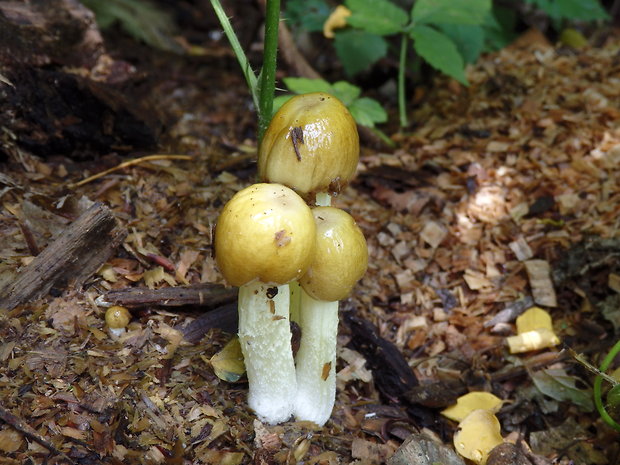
top-left (1, 29), bottom-right (619, 465)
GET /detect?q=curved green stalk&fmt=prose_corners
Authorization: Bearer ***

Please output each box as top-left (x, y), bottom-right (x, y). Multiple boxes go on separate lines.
top-left (398, 33), bottom-right (408, 128)
top-left (209, 0), bottom-right (259, 110)
top-left (258, 0), bottom-right (281, 143)
top-left (594, 339), bottom-right (620, 432)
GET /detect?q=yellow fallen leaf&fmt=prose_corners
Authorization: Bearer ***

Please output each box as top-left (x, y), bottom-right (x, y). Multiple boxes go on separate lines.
top-left (507, 328), bottom-right (560, 353)
top-left (323, 5), bottom-right (351, 39)
top-left (210, 337), bottom-right (246, 382)
top-left (516, 306), bottom-right (553, 333)
top-left (441, 391), bottom-right (503, 422)
top-left (507, 306), bottom-right (560, 353)
top-left (453, 409), bottom-right (503, 465)
top-left (559, 28), bottom-right (588, 48)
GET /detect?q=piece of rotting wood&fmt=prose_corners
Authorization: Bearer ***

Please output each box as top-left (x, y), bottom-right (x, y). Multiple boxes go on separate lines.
top-left (103, 283), bottom-right (237, 309)
top-left (388, 433), bottom-right (466, 465)
top-left (177, 302), bottom-right (239, 343)
top-left (524, 259), bottom-right (557, 307)
top-left (0, 202), bottom-right (126, 310)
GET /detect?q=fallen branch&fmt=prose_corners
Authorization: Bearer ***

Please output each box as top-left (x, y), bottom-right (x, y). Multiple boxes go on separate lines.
top-left (0, 404), bottom-right (75, 464)
top-left (0, 202), bottom-right (126, 310)
top-left (103, 282), bottom-right (237, 309)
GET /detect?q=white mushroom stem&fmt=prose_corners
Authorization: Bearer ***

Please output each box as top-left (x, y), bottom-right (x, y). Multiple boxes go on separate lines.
top-left (294, 289), bottom-right (339, 425)
top-left (293, 190), bottom-right (338, 426)
top-left (315, 192), bottom-right (332, 207)
top-left (238, 280), bottom-right (297, 424)
top-left (289, 280), bottom-right (302, 324)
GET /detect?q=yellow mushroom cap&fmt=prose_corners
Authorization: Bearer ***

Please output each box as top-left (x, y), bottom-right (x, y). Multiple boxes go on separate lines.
top-left (453, 409), bottom-right (504, 465)
top-left (258, 93), bottom-right (359, 197)
top-left (105, 306), bottom-right (131, 330)
top-left (300, 207), bottom-right (368, 301)
top-left (215, 183), bottom-right (317, 287)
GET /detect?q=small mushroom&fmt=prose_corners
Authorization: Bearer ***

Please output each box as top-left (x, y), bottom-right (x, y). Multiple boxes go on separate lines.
top-left (214, 183), bottom-right (316, 424)
top-left (105, 305), bottom-right (131, 338)
top-left (507, 306), bottom-right (560, 353)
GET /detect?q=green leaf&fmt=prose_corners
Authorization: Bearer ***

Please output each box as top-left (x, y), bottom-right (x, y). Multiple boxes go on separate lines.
top-left (525, 0), bottom-right (609, 22)
top-left (331, 81), bottom-right (361, 106)
top-left (285, 0), bottom-right (332, 32)
top-left (282, 77), bottom-right (333, 94)
top-left (348, 97), bottom-right (388, 127)
top-left (482, 7), bottom-right (518, 52)
top-left (412, 0), bottom-right (491, 26)
top-left (531, 368), bottom-right (594, 412)
top-left (345, 0), bottom-right (408, 35)
top-left (410, 25), bottom-right (468, 85)
top-left (436, 24), bottom-right (484, 64)
top-left (272, 95), bottom-right (293, 115)
top-left (607, 384), bottom-right (620, 410)
top-left (334, 30), bottom-right (388, 76)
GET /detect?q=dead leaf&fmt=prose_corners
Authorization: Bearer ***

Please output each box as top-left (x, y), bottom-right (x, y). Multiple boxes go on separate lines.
top-left (210, 337), bottom-right (246, 383)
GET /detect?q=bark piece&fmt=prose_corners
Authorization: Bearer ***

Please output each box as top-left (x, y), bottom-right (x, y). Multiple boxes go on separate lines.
top-left (487, 443), bottom-right (533, 465)
top-left (1, 66), bottom-right (159, 158)
top-left (0, 202), bottom-right (126, 310)
top-left (509, 236), bottom-right (533, 261)
top-left (388, 433), bottom-right (466, 465)
top-left (343, 310), bottom-right (437, 426)
top-left (177, 303), bottom-right (239, 343)
top-left (104, 283), bottom-right (237, 309)
top-left (0, 0), bottom-right (103, 67)
top-left (524, 259), bottom-right (557, 307)
top-left (344, 311), bottom-right (419, 400)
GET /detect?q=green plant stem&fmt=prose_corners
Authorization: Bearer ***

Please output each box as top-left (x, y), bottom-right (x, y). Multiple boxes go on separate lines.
top-left (368, 127), bottom-right (395, 148)
top-left (594, 339), bottom-right (620, 432)
top-left (257, 0), bottom-right (281, 143)
top-left (398, 33), bottom-right (408, 128)
top-left (209, 0), bottom-right (259, 110)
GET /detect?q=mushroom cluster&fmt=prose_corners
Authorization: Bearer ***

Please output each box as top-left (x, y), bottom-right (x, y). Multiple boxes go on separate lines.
top-left (214, 92), bottom-right (367, 426)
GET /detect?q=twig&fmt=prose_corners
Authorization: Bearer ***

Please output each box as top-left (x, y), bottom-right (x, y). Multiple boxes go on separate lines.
top-left (0, 404), bottom-right (75, 464)
top-left (70, 154), bottom-right (192, 188)
top-left (103, 283), bottom-right (237, 309)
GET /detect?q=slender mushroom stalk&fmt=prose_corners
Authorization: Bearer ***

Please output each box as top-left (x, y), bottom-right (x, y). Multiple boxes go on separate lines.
top-left (214, 183), bottom-right (316, 424)
top-left (295, 207), bottom-right (368, 425)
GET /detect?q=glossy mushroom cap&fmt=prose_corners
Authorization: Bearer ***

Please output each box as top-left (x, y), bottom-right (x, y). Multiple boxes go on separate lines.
top-left (258, 93), bottom-right (359, 197)
top-left (105, 306), bottom-right (131, 338)
top-left (215, 183), bottom-right (317, 287)
top-left (300, 207), bottom-right (368, 301)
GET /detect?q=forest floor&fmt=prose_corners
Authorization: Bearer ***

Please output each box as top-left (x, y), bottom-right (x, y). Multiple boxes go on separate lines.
top-left (0, 10), bottom-right (620, 465)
